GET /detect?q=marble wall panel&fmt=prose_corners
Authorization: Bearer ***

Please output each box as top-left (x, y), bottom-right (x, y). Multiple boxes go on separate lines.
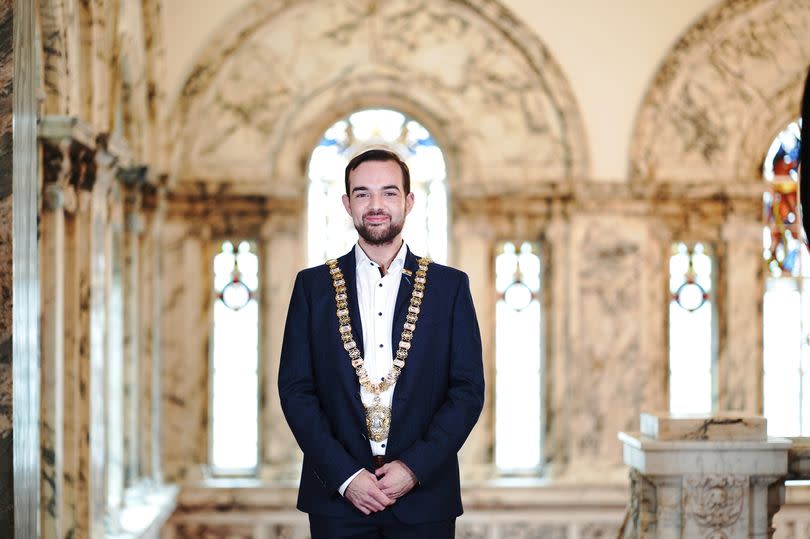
top-left (161, 220), bottom-right (210, 481)
top-left (566, 215), bottom-right (660, 477)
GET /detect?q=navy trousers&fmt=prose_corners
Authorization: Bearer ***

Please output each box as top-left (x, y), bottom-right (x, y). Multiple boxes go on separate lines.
top-left (309, 511), bottom-right (455, 539)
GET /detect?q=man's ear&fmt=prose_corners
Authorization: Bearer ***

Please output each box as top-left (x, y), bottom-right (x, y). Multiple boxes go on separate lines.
top-left (405, 192), bottom-right (415, 215)
top-left (342, 193), bottom-right (351, 216)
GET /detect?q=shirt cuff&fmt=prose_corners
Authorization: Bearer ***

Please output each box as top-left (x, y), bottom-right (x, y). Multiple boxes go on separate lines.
top-left (338, 468), bottom-right (364, 496)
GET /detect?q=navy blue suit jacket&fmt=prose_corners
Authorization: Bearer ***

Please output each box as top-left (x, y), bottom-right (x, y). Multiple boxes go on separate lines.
top-left (278, 247), bottom-right (484, 523)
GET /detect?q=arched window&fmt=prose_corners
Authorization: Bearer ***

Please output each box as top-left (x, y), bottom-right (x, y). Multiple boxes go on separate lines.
top-left (210, 240), bottom-right (260, 472)
top-left (762, 119), bottom-right (807, 436)
top-left (668, 242), bottom-right (716, 414)
top-left (495, 241), bottom-right (543, 472)
top-left (307, 109), bottom-right (448, 265)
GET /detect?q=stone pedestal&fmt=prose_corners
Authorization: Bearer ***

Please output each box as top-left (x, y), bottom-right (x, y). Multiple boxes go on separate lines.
top-left (619, 413), bottom-right (790, 538)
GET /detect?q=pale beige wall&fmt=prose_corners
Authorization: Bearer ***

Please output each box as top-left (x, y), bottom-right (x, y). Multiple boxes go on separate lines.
top-left (162, 0), bottom-right (720, 181)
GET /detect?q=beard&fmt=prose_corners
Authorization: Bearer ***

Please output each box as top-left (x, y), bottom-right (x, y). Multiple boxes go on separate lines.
top-left (356, 211), bottom-right (404, 246)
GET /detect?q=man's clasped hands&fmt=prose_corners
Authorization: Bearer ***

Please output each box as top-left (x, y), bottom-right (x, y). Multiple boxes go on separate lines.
top-left (344, 460), bottom-right (418, 515)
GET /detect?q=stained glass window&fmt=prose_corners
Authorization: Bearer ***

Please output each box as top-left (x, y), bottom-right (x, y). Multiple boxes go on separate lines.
top-left (307, 109), bottom-right (448, 265)
top-left (668, 242), bottom-right (715, 414)
top-left (495, 241), bottom-right (542, 472)
top-left (211, 240), bottom-right (259, 472)
top-left (762, 119), bottom-right (808, 437)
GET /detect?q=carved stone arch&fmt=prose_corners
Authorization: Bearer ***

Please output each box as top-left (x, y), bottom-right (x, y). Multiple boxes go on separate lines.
top-left (167, 0), bottom-right (589, 196)
top-left (629, 0), bottom-right (810, 183)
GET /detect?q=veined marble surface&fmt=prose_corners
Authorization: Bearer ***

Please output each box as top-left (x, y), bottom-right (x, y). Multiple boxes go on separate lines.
top-left (631, 0), bottom-right (810, 182)
top-left (640, 412), bottom-right (767, 441)
top-left (171, 0), bottom-right (587, 195)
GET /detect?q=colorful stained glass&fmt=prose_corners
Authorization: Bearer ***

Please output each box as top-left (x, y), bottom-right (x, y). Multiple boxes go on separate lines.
top-left (307, 109), bottom-right (448, 265)
top-left (763, 119), bottom-right (803, 277)
top-left (762, 120), bottom-right (808, 437)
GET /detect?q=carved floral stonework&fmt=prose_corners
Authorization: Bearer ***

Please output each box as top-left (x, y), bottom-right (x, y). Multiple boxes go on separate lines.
top-left (630, 0), bottom-right (810, 182)
top-left (684, 475), bottom-right (747, 538)
top-left (169, 0), bottom-right (588, 196)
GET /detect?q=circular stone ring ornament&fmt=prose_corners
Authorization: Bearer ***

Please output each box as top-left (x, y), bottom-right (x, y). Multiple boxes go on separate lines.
top-left (503, 280), bottom-right (533, 311)
top-left (673, 280), bottom-right (708, 312)
top-left (219, 278), bottom-right (253, 311)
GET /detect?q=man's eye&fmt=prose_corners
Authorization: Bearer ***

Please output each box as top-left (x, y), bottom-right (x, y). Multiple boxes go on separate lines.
top-left (384, 191), bottom-right (398, 197)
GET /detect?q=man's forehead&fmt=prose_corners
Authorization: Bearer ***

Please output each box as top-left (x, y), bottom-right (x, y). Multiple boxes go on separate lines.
top-left (348, 160), bottom-right (404, 188)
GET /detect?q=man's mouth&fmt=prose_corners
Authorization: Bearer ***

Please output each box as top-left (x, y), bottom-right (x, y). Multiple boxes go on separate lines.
top-left (364, 214), bottom-right (390, 225)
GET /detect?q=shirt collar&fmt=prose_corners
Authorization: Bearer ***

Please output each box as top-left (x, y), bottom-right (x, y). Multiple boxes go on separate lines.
top-left (355, 241), bottom-right (408, 273)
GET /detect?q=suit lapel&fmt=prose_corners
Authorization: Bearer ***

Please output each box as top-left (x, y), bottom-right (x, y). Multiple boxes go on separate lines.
top-left (391, 248), bottom-right (420, 351)
top-left (338, 249), bottom-right (364, 358)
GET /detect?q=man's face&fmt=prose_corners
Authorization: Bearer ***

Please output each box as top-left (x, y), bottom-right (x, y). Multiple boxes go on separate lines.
top-left (342, 159), bottom-right (415, 246)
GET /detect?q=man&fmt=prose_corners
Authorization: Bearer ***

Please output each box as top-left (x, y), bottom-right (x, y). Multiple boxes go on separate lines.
top-left (278, 148), bottom-right (485, 537)
top-left (801, 66), bottom-right (809, 241)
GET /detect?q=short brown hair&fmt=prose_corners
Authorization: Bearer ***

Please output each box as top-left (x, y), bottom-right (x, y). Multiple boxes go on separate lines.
top-left (344, 148), bottom-right (411, 195)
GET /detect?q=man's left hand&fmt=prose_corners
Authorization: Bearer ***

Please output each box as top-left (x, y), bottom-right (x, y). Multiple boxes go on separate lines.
top-left (375, 460), bottom-right (418, 500)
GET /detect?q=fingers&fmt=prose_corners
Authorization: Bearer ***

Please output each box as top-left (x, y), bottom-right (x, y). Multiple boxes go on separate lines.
top-left (375, 463), bottom-right (389, 477)
top-left (346, 472), bottom-right (394, 515)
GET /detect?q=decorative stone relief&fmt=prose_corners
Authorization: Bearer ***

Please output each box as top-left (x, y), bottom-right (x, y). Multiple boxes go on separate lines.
top-left (170, 0), bottom-right (587, 195)
top-left (630, 0), bottom-right (810, 182)
top-left (684, 475), bottom-right (747, 538)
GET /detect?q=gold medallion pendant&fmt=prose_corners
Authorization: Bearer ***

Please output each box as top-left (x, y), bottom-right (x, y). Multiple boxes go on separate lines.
top-left (365, 398), bottom-right (392, 442)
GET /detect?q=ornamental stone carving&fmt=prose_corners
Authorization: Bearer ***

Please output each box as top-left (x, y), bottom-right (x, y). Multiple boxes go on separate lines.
top-left (169, 0), bottom-right (588, 196)
top-left (684, 475), bottom-right (746, 537)
top-left (630, 0), bottom-right (810, 183)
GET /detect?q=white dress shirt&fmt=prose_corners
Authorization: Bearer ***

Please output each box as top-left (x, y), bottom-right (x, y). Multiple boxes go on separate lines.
top-left (338, 241), bottom-right (408, 495)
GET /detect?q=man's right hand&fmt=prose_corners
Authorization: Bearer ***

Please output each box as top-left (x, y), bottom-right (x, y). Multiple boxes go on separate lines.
top-left (344, 470), bottom-right (394, 515)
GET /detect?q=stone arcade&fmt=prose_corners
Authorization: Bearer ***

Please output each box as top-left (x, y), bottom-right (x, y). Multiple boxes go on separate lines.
top-left (2, 0), bottom-right (810, 538)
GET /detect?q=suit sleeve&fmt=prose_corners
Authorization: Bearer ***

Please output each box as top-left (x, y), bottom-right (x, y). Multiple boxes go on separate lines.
top-left (278, 272), bottom-right (363, 492)
top-left (398, 272), bottom-right (485, 485)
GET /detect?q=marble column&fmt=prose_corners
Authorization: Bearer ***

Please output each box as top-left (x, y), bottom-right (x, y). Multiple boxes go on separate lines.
top-left (259, 213), bottom-right (304, 481)
top-left (139, 196), bottom-right (156, 484)
top-left (452, 213), bottom-right (495, 481)
top-left (66, 184), bottom-right (94, 539)
top-left (85, 146), bottom-right (115, 539)
top-left (2, 0), bottom-right (40, 536)
top-left (105, 177), bottom-right (125, 533)
top-left (544, 207), bottom-right (571, 477)
top-left (121, 172), bottom-right (145, 488)
top-left (39, 174), bottom-right (67, 539)
top-left (161, 218), bottom-right (210, 482)
top-left (719, 215), bottom-right (764, 413)
top-left (151, 188), bottom-right (166, 484)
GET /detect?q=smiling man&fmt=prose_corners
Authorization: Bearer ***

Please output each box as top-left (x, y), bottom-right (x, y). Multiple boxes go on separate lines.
top-left (278, 148), bottom-right (485, 538)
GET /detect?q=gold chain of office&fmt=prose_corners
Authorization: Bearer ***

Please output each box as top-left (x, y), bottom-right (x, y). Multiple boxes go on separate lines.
top-left (326, 256), bottom-right (431, 442)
